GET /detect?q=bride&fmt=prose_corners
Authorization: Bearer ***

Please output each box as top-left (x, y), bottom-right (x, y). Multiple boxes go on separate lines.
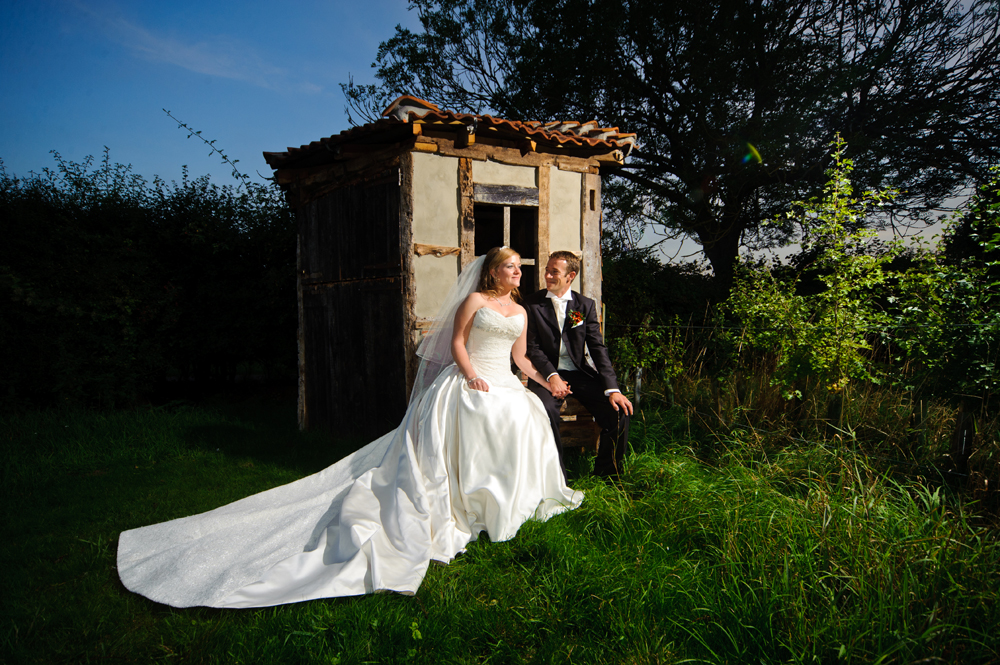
top-left (117, 246), bottom-right (583, 608)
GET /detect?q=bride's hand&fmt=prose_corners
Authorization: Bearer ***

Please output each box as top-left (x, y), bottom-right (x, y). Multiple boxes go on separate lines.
top-left (467, 377), bottom-right (489, 392)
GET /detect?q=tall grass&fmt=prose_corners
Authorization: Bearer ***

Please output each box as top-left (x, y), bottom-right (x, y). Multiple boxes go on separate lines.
top-left (3, 398), bottom-right (998, 663)
top-left (641, 328), bottom-right (1000, 521)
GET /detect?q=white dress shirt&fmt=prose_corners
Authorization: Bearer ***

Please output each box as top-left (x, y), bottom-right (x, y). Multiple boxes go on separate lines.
top-left (547, 290), bottom-right (579, 373)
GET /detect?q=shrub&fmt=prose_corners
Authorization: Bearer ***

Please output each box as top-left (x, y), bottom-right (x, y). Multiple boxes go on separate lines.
top-left (0, 151), bottom-right (296, 408)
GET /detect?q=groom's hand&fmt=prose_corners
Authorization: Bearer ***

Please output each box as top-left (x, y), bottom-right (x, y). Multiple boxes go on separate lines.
top-left (549, 374), bottom-right (572, 399)
top-left (608, 391), bottom-right (633, 416)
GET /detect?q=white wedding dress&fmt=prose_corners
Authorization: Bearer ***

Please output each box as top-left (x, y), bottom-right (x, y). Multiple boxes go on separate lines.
top-left (117, 307), bottom-right (582, 608)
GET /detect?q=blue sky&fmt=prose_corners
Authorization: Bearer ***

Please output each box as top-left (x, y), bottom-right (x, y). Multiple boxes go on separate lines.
top-left (1, 0), bottom-right (949, 260)
top-left (0, 0), bottom-right (420, 186)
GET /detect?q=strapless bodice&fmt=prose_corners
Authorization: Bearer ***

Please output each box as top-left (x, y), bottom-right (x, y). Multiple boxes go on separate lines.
top-left (466, 307), bottom-right (523, 385)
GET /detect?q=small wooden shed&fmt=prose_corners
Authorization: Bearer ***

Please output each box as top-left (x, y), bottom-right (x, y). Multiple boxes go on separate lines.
top-left (263, 95), bottom-right (635, 438)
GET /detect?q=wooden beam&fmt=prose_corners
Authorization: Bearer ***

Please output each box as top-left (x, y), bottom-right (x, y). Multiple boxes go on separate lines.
top-left (459, 157), bottom-right (475, 268)
top-left (415, 136), bottom-right (601, 171)
top-left (296, 234), bottom-right (307, 431)
top-left (412, 142), bottom-right (439, 153)
top-left (473, 183), bottom-right (540, 206)
top-left (537, 165), bottom-right (550, 291)
top-left (555, 156), bottom-right (600, 174)
top-left (400, 154), bottom-right (418, 400)
top-left (594, 149), bottom-right (625, 165)
top-left (454, 125), bottom-right (475, 149)
top-left (414, 243), bottom-right (461, 257)
top-left (275, 144), bottom-right (411, 186)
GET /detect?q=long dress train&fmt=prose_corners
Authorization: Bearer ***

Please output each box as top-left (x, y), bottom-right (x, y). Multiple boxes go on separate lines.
top-left (117, 307), bottom-right (582, 608)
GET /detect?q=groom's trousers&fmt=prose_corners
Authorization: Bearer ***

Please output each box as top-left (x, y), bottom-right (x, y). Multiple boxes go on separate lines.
top-left (528, 369), bottom-right (630, 479)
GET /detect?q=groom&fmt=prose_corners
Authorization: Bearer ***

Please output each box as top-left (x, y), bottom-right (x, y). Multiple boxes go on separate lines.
top-left (524, 250), bottom-right (632, 480)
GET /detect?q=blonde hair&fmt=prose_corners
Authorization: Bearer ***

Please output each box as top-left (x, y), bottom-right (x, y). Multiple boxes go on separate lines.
top-left (478, 246), bottom-right (521, 301)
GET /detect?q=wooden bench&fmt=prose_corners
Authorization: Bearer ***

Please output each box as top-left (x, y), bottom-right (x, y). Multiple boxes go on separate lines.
top-left (519, 373), bottom-right (601, 452)
top-left (558, 395), bottom-right (602, 452)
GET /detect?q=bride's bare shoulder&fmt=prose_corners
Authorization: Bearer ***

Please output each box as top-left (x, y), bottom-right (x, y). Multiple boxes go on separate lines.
top-left (463, 292), bottom-right (488, 306)
top-left (456, 292), bottom-right (488, 317)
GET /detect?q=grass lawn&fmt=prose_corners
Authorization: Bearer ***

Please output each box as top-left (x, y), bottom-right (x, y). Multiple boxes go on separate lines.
top-left (2, 397), bottom-right (998, 664)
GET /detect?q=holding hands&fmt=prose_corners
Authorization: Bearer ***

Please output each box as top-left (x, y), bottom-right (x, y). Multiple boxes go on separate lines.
top-left (547, 374), bottom-right (572, 399)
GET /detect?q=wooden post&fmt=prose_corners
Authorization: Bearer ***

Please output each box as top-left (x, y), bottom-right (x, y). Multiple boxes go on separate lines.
top-left (296, 236), bottom-right (307, 430)
top-left (537, 165), bottom-right (551, 291)
top-left (400, 153), bottom-right (418, 400)
top-left (459, 157), bottom-right (475, 268)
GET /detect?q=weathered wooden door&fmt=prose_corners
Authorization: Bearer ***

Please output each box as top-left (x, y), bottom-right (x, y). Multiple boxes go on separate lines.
top-left (298, 168), bottom-right (407, 438)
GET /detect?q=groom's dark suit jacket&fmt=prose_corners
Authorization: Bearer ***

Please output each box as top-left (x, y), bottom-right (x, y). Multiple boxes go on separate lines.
top-left (523, 288), bottom-right (628, 478)
top-left (523, 289), bottom-right (619, 393)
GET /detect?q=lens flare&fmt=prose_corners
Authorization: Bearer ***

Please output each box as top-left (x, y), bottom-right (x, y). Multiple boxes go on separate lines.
top-left (742, 143), bottom-right (762, 164)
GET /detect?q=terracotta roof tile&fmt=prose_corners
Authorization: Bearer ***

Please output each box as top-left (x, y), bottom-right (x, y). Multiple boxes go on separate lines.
top-left (264, 95), bottom-right (635, 170)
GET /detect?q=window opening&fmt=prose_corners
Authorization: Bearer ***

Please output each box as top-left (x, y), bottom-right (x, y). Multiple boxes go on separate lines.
top-left (473, 203), bottom-right (538, 291)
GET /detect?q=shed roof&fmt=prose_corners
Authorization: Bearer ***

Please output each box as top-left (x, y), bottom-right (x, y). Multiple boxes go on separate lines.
top-left (263, 95), bottom-right (636, 171)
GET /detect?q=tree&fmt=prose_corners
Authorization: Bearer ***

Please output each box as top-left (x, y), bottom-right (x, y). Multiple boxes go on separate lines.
top-left (348, 0), bottom-right (1000, 288)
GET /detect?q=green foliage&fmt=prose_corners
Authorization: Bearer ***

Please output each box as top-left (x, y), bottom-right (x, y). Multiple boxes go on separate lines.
top-left (610, 314), bottom-right (684, 382)
top-left (0, 151), bottom-right (296, 408)
top-left (888, 168), bottom-right (1000, 403)
top-left (601, 244), bottom-right (713, 401)
top-left (726, 137), bottom-right (901, 399)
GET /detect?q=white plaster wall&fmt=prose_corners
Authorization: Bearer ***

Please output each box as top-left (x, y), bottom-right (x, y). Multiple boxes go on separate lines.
top-left (472, 160), bottom-right (537, 187)
top-left (411, 152), bottom-right (462, 320)
top-left (414, 254), bottom-right (461, 320)
top-left (411, 152), bottom-right (460, 246)
top-left (549, 168), bottom-right (582, 254)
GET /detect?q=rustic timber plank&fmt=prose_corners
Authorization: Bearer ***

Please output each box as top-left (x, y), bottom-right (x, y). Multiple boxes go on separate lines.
top-left (559, 396), bottom-right (601, 451)
top-left (400, 151), bottom-right (418, 400)
top-left (276, 145), bottom-right (406, 187)
top-left (412, 142), bottom-right (439, 153)
top-left (537, 165), bottom-right (550, 291)
top-left (555, 156), bottom-right (599, 174)
top-left (414, 243), bottom-right (461, 257)
top-left (297, 157), bottom-right (402, 207)
top-left (559, 421), bottom-right (601, 451)
top-left (297, 237), bottom-right (307, 431)
top-left (301, 278), bottom-right (407, 438)
top-left (473, 183), bottom-right (540, 206)
top-left (298, 169), bottom-right (402, 284)
top-left (454, 125), bottom-right (474, 148)
top-left (459, 157), bottom-right (475, 268)
top-left (416, 136), bottom-right (602, 172)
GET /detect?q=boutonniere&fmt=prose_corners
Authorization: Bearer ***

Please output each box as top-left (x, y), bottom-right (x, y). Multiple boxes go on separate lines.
top-left (567, 309), bottom-right (585, 328)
